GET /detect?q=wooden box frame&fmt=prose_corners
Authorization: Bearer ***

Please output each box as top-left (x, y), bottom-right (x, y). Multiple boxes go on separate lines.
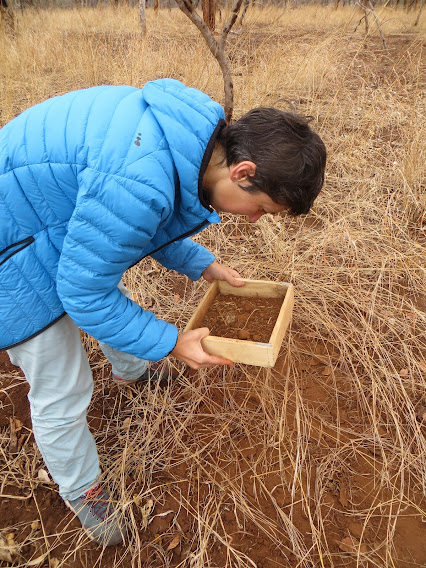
top-left (185, 279), bottom-right (294, 367)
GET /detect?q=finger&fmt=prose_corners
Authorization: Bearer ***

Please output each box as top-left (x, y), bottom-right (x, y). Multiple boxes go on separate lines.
top-left (192, 357), bottom-right (234, 368)
top-left (185, 355), bottom-right (234, 369)
top-left (226, 274), bottom-right (245, 287)
top-left (232, 276), bottom-right (245, 287)
top-left (206, 355), bottom-right (234, 366)
top-left (197, 330), bottom-right (234, 366)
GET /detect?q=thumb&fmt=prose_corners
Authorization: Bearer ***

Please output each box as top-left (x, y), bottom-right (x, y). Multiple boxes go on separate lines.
top-left (196, 327), bottom-right (211, 340)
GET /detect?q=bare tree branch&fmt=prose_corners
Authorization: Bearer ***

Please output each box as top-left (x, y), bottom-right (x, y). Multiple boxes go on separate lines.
top-left (139, 0), bottom-right (147, 36)
top-left (219, 0), bottom-right (244, 50)
top-left (174, 0), bottom-right (244, 122)
top-left (354, 0), bottom-right (389, 53)
top-left (238, 0), bottom-right (251, 26)
top-left (414, 0), bottom-right (423, 25)
top-left (368, 0), bottom-right (389, 52)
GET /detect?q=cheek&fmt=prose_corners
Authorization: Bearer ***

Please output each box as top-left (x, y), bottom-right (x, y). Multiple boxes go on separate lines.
top-left (240, 198), bottom-right (259, 215)
top-left (228, 200), bottom-right (253, 215)
top-left (243, 206), bottom-right (260, 217)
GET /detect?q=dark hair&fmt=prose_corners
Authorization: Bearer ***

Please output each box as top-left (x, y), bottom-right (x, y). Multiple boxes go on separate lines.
top-left (216, 108), bottom-right (326, 215)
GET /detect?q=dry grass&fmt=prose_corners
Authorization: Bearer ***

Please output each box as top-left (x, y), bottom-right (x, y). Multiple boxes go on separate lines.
top-left (1, 3), bottom-right (425, 568)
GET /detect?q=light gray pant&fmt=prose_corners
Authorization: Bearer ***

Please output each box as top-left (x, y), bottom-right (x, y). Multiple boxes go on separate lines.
top-left (6, 283), bottom-right (148, 500)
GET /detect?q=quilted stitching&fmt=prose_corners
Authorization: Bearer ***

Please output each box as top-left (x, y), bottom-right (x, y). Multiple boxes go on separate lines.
top-left (0, 79), bottom-right (224, 356)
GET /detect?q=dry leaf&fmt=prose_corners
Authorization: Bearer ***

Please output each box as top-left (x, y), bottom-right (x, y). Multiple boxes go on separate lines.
top-left (11, 417), bottom-right (23, 431)
top-left (140, 499), bottom-right (154, 529)
top-left (133, 494), bottom-right (142, 506)
top-left (348, 522), bottom-right (364, 539)
top-left (0, 535), bottom-right (16, 563)
top-left (26, 550), bottom-right (50, 566)
top-left (167, 534), bottom-right (181, 551)
top-left (38, 469), bottom-right (52, 484)
top-left (121, 417), bottom-right (132, 431)
top-left (0, 549), bottom-right (13, 563)
top-left (339, 536), bottom-right (368, 554)
top-left (9, 417), bottom-right (23, 453)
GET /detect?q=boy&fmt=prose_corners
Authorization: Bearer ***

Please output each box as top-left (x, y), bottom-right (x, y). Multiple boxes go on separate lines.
top-left (0, 79), bottom-right (326, 545)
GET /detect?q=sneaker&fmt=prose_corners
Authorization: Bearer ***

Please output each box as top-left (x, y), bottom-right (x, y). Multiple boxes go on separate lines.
top-left (113, 361), bottom-right (180, 385)
top-left (65, 484), bottom-right (125, 546)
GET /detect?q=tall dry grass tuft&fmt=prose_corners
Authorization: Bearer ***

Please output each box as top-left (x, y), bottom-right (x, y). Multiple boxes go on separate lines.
top-left (1, 4), bottom-right (425, 567)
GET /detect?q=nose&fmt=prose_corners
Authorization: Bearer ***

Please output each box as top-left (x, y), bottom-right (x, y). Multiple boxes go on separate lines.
top-left (248, 212), bottom-right (264, 223)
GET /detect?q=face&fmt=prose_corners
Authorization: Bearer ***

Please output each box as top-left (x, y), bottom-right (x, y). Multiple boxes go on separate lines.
top-left (210, 179), bottom-right (288, 223)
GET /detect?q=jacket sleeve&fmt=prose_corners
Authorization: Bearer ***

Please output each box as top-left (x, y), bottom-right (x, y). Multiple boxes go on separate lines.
top-left (151, 238), bottom-right (215, 281)
top-left (56, 168), bottom-right (178, 361)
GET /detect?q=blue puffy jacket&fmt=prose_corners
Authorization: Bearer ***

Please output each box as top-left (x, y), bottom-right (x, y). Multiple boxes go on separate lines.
top-left (0, 79), bottom-right (224, 359)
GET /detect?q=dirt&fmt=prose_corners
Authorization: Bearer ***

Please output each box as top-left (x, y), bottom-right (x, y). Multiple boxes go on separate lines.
top-left (1, 280), bottom-right (425, 567)
top-left (200, 293), bottom-right (284, 343)
top-left (1, 24), bottom-right (426, 568)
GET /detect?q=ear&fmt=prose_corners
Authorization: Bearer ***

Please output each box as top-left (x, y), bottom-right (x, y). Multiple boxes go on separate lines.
top-left (229, 161), bottom-right (257, 183)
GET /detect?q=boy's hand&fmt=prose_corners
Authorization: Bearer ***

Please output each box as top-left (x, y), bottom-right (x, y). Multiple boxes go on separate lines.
top-left (170, 328), bottom-right (234, 369)
top-left (202, 260), bottom-right (245, 287)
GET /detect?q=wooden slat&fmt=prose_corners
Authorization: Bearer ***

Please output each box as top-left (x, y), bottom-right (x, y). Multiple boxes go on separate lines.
top-left (184, 280), bottom-right (218, 332)
top-left (184, 279), bottom-right (293, 367)
top-left (270, 284), bottom-right (294, 363)
top-left (218, 278), bottom-right (288, 299)
top-left (201, 335), bottom-right (274, 367)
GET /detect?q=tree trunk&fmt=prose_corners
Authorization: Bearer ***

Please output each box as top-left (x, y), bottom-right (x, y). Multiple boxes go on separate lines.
top-left (175, 0), bottom-right (244, 123)
top-left (203, 0), bottom-right (215, 32)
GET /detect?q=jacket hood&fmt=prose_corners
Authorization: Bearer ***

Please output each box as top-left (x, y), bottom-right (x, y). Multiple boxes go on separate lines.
top-left (141, 79), bottom-right (225, 221)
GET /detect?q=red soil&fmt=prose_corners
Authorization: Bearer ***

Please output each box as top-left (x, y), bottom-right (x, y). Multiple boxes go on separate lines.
top-left (201, 293), bottom-right (284, 342)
